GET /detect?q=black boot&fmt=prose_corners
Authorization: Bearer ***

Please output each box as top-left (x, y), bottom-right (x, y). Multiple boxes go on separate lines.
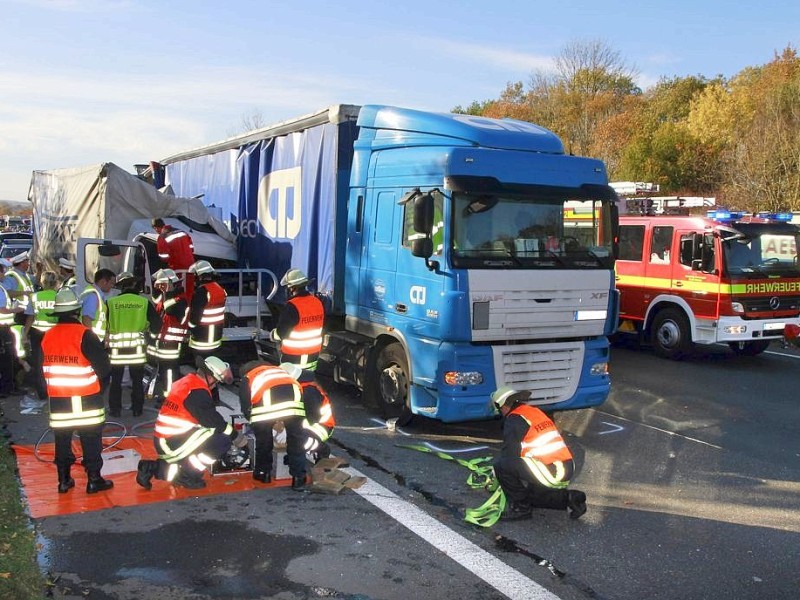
top-left (252, 469), bottom-right (271, 484)
top-left (567, 490), bottom-right (587, 520)
top-left (173, 468), bottom-right (206, 489)
top-left (86, 470), bottom-right (114, 494)
top-left (136, 460), bottom-right (158, 490)
top-left (502, 502), bottom-right (533, 521)
top-left (291, 475), bottom-right (307, 491)
top-left (57, 465), bottom-right (75, 494)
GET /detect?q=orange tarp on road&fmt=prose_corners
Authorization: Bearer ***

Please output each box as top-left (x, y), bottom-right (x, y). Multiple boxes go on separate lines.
top-left (12, 437), bottom-right (289, 519)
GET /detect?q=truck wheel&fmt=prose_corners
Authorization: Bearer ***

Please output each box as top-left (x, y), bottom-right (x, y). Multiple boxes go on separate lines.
top-left (371, 343), bottom-right (413, 425)
top-left (728, 340), bottom-right (770, 356)
top-left (650, 308), bottom-right (692, 360)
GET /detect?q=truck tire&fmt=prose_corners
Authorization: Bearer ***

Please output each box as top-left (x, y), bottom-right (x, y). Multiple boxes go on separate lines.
top-left (728, 340), bottom-right (770, 356)
top-left (370, 342), bottom-right (413, 425)
top-left (650, 308), bottom-right (692, 360)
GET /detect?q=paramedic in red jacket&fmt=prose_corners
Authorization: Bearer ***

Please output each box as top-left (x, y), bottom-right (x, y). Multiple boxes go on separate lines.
top-left (491, 386), bottom-right (587, 521)
top-left (152, 218), bottom-right (196, 297)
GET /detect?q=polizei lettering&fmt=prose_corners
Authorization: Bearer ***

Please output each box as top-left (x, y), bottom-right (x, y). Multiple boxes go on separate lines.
top-left (744, 281), bottom-right (800, 294)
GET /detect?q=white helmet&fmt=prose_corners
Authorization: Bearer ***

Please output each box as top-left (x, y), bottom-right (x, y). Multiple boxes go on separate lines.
top-left (189, 260), bottom-right (215, 276)
top-left (490, 386), bottom-right (531, 411)
top-left (204, 356), bottom-right (233, 384)
top-left (51, 288), bottom-right (82, 314)
top-left (280, 269), bottom-right (309, 288)
top-left (153, 268), bottom-right (177, 285)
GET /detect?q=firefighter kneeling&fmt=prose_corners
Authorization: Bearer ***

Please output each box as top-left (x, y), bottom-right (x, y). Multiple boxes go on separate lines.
top-left (136, 356), bottom-right (248, 490)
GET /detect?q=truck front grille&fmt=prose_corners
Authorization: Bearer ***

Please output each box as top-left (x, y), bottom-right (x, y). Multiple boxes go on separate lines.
top-left (494, 341), bottom-right (583, 404)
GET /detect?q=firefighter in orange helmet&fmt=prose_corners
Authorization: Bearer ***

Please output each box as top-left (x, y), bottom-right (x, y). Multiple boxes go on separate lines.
top-left (491, 386), bottom-right (587, 521)
top-left (41, 288), bottom-right (114, 495)
top-left (271, 269), bottom-right (324, 371)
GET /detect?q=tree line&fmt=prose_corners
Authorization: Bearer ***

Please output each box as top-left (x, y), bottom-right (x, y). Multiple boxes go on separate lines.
top-left (453, 40), bottom-right (800, 213)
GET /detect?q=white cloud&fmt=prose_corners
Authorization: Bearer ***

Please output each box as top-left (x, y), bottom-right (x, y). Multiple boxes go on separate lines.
top-left (430, 38), bottom-right (556, 74)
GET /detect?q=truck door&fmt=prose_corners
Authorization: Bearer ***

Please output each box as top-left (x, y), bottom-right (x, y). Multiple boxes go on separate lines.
top-left (673, 228), bottom-right (719, 322)
top-left (616, 223), bottom-right (647, 322)
top-left (644, 224), bottom-right (674, 312)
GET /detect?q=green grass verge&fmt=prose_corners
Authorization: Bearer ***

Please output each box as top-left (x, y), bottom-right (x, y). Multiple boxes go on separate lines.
top-left (0, 438), bottom-right (46, 599)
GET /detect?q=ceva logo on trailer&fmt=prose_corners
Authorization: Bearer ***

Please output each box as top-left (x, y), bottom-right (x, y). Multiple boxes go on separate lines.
top-left (257, 167), bottom-right (302, 239)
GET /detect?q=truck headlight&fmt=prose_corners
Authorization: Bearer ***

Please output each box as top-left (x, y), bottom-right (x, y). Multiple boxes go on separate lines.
top-left (590, 362), bottom-right (608, 376)
top-left (444, 371), bottom-right (484, 386)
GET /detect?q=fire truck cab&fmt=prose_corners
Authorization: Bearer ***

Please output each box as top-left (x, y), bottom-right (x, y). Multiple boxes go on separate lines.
top-left (616, 214), bottom-right (800, 358)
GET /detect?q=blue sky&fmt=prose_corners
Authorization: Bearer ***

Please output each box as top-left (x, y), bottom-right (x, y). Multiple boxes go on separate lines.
top-left (1, 0), bottom-right (797, 201)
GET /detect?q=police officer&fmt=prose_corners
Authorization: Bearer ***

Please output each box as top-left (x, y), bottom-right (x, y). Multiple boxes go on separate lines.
top-left (0, 259), bottom-right (23, 396)
top-left (491, 386), bottom-right (587, 521)
top-left (272, 269), bottom-right (324, 371)
top-left (187, 260), bottom-right (227, 359)
top-left (41, 288), bottom-right (113, 494)
top-left (135, 356), bottom-right (247, 490)
top-left (81, 268), bottom-right (116, 342)
top-left (106, 272), bottom-right (161, 417)
top-left (147, 268), bottom-right (189, 403)
top-left (58, 257), bottom-right (78, 292)
top-left (5, 251), bottom-right (35, 375)
top-left (23, 270), bottom-right (59, 406)
top-left (238, 361), bottom-right (308, 489)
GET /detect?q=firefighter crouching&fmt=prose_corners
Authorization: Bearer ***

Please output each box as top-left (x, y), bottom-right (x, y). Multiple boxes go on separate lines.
top-left (106, 272), bottom-right (161, 417)
top-left (136, 356), bottom-right (248, 490)
top-left (298, 367), bottom-right (335, 463)
top-left (238, 361), bottom-right (309, 489)
top-left (147, 269), bottom-right (188, 404)
top-left (187, 260), bottom-right (227, 360)
top-left (491, 386), bottom-right (587, 521)
top-left (271, 269), bottom-right (324, 371)
top-left (41, 288), bottom-right (114, 495)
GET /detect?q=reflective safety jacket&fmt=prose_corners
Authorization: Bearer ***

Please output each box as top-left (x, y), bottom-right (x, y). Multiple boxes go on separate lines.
top-left (153, 373), bottom-right (233, 463)
top-left (106, 293), bottom-right (149, 365)
top-left (5, 268), bottom-right (34, 311)
top-left (148, 291), bottom-right (189, 361)
top-left (188, 281), bottom-right (226, 351)
top-left (0, 287), bottom-right (13, 327)
top-left (157, 227), bottom-right (195, 271)
top-left (81, 285), bottom-right (108, 341)
top-left (278, 294), bottom-right (324, 370)
top-left (31, 289), bottom-right (58, 332)
top-left (301, 380), bottom-right (335, 442)
top-left (244, 364), bottom-right (305, 423)
top-left (510, 404), bottom-right (573, 489)
top-left (41, 323), bottom-right (104, 428)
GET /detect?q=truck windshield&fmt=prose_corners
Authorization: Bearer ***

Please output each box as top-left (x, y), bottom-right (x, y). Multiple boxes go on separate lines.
top-left (451, 192), bottom-right (614, 269)
top-left (721, 223), bottom-right (800, 277)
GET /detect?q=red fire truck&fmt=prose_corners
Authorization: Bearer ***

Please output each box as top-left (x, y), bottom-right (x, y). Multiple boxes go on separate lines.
top-left (615, 214), bottom-right (800, 358)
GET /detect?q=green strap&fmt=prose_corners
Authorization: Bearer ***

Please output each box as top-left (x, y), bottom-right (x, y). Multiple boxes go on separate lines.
top-left (398, 444), bottom-right (505, 527)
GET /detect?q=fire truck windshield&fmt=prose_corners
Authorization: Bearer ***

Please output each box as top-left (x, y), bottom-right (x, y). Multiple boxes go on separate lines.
top-left (451, 192), bottom-right (614, 270)
top-left (721, 222), bottom-right (800, 276)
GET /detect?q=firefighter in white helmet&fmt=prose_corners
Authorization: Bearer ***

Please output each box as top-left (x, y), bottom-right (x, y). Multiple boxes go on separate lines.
top-left (272, 269), bottom-right (324, 371)
top-left (491, 386), bottom-right (587, 521)
top-left (147, 268), bottom-right (189, 404)
top-left (187, 260), bottom-right (227, 359)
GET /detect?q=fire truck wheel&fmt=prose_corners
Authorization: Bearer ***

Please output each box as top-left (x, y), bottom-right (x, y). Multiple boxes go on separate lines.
top-left (372, 342), bottom-right (413, 426)
top-left (650, 308), bottom-right (692, 359)
top-left (728, 340), bottom-right (770, 356)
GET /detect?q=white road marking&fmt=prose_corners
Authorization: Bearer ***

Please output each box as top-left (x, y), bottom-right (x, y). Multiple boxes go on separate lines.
top-left (342, 465), bottom-right (562, 600)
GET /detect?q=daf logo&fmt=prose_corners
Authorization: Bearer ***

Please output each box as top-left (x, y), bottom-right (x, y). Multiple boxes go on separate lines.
top-left (410, 286), bottom-right (426, 305)
top-left (769, 296), bottom-right (780, 310)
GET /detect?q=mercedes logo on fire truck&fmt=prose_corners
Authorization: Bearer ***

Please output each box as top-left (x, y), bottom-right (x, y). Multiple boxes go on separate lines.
top-left (769, 296), bottom-right (780, 310)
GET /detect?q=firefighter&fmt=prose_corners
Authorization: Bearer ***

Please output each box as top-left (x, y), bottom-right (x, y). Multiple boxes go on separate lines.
top-left (106, 272), bottom-right (161, 417)
top-left (298, 367), bottom-right (335, 463)
top-left (0, 259), bottom-right (23, 396)
top-left (135, 356), bottom-right (247, 490)
top-left (41, 288), bottom-right (113, 494)
top-left (187, 260), bottom-right (226, 359)
top-left (238, 361), bottom-right (308, 489)
top-left (152, 218), bottom-right (195, 297)
top-left (491, 386), bottom-right (587, 521)
top-left (81, 268), bottom-right (116, 342)
top-left (23, 270), bottom-right (58, 407)
top-left (271, 269), bottom-right (324, 371)
top-left (147, 268), bottom-right (189, 403)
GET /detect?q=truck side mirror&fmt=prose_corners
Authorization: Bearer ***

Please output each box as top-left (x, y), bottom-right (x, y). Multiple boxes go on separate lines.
top-left (413, 194), bottom-right (434, 235)
top-left (98, 241), bottom-right (121, 257)
top-left (411, 238), bottom-right (433, 259)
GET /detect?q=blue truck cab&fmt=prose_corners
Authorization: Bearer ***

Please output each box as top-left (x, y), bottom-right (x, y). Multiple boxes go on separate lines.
top-left (158, 104), bottom-right (619, 423)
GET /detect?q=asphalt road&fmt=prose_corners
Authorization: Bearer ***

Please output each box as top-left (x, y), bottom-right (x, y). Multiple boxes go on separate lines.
top-left (4, 340), bottom-right (799, 600)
